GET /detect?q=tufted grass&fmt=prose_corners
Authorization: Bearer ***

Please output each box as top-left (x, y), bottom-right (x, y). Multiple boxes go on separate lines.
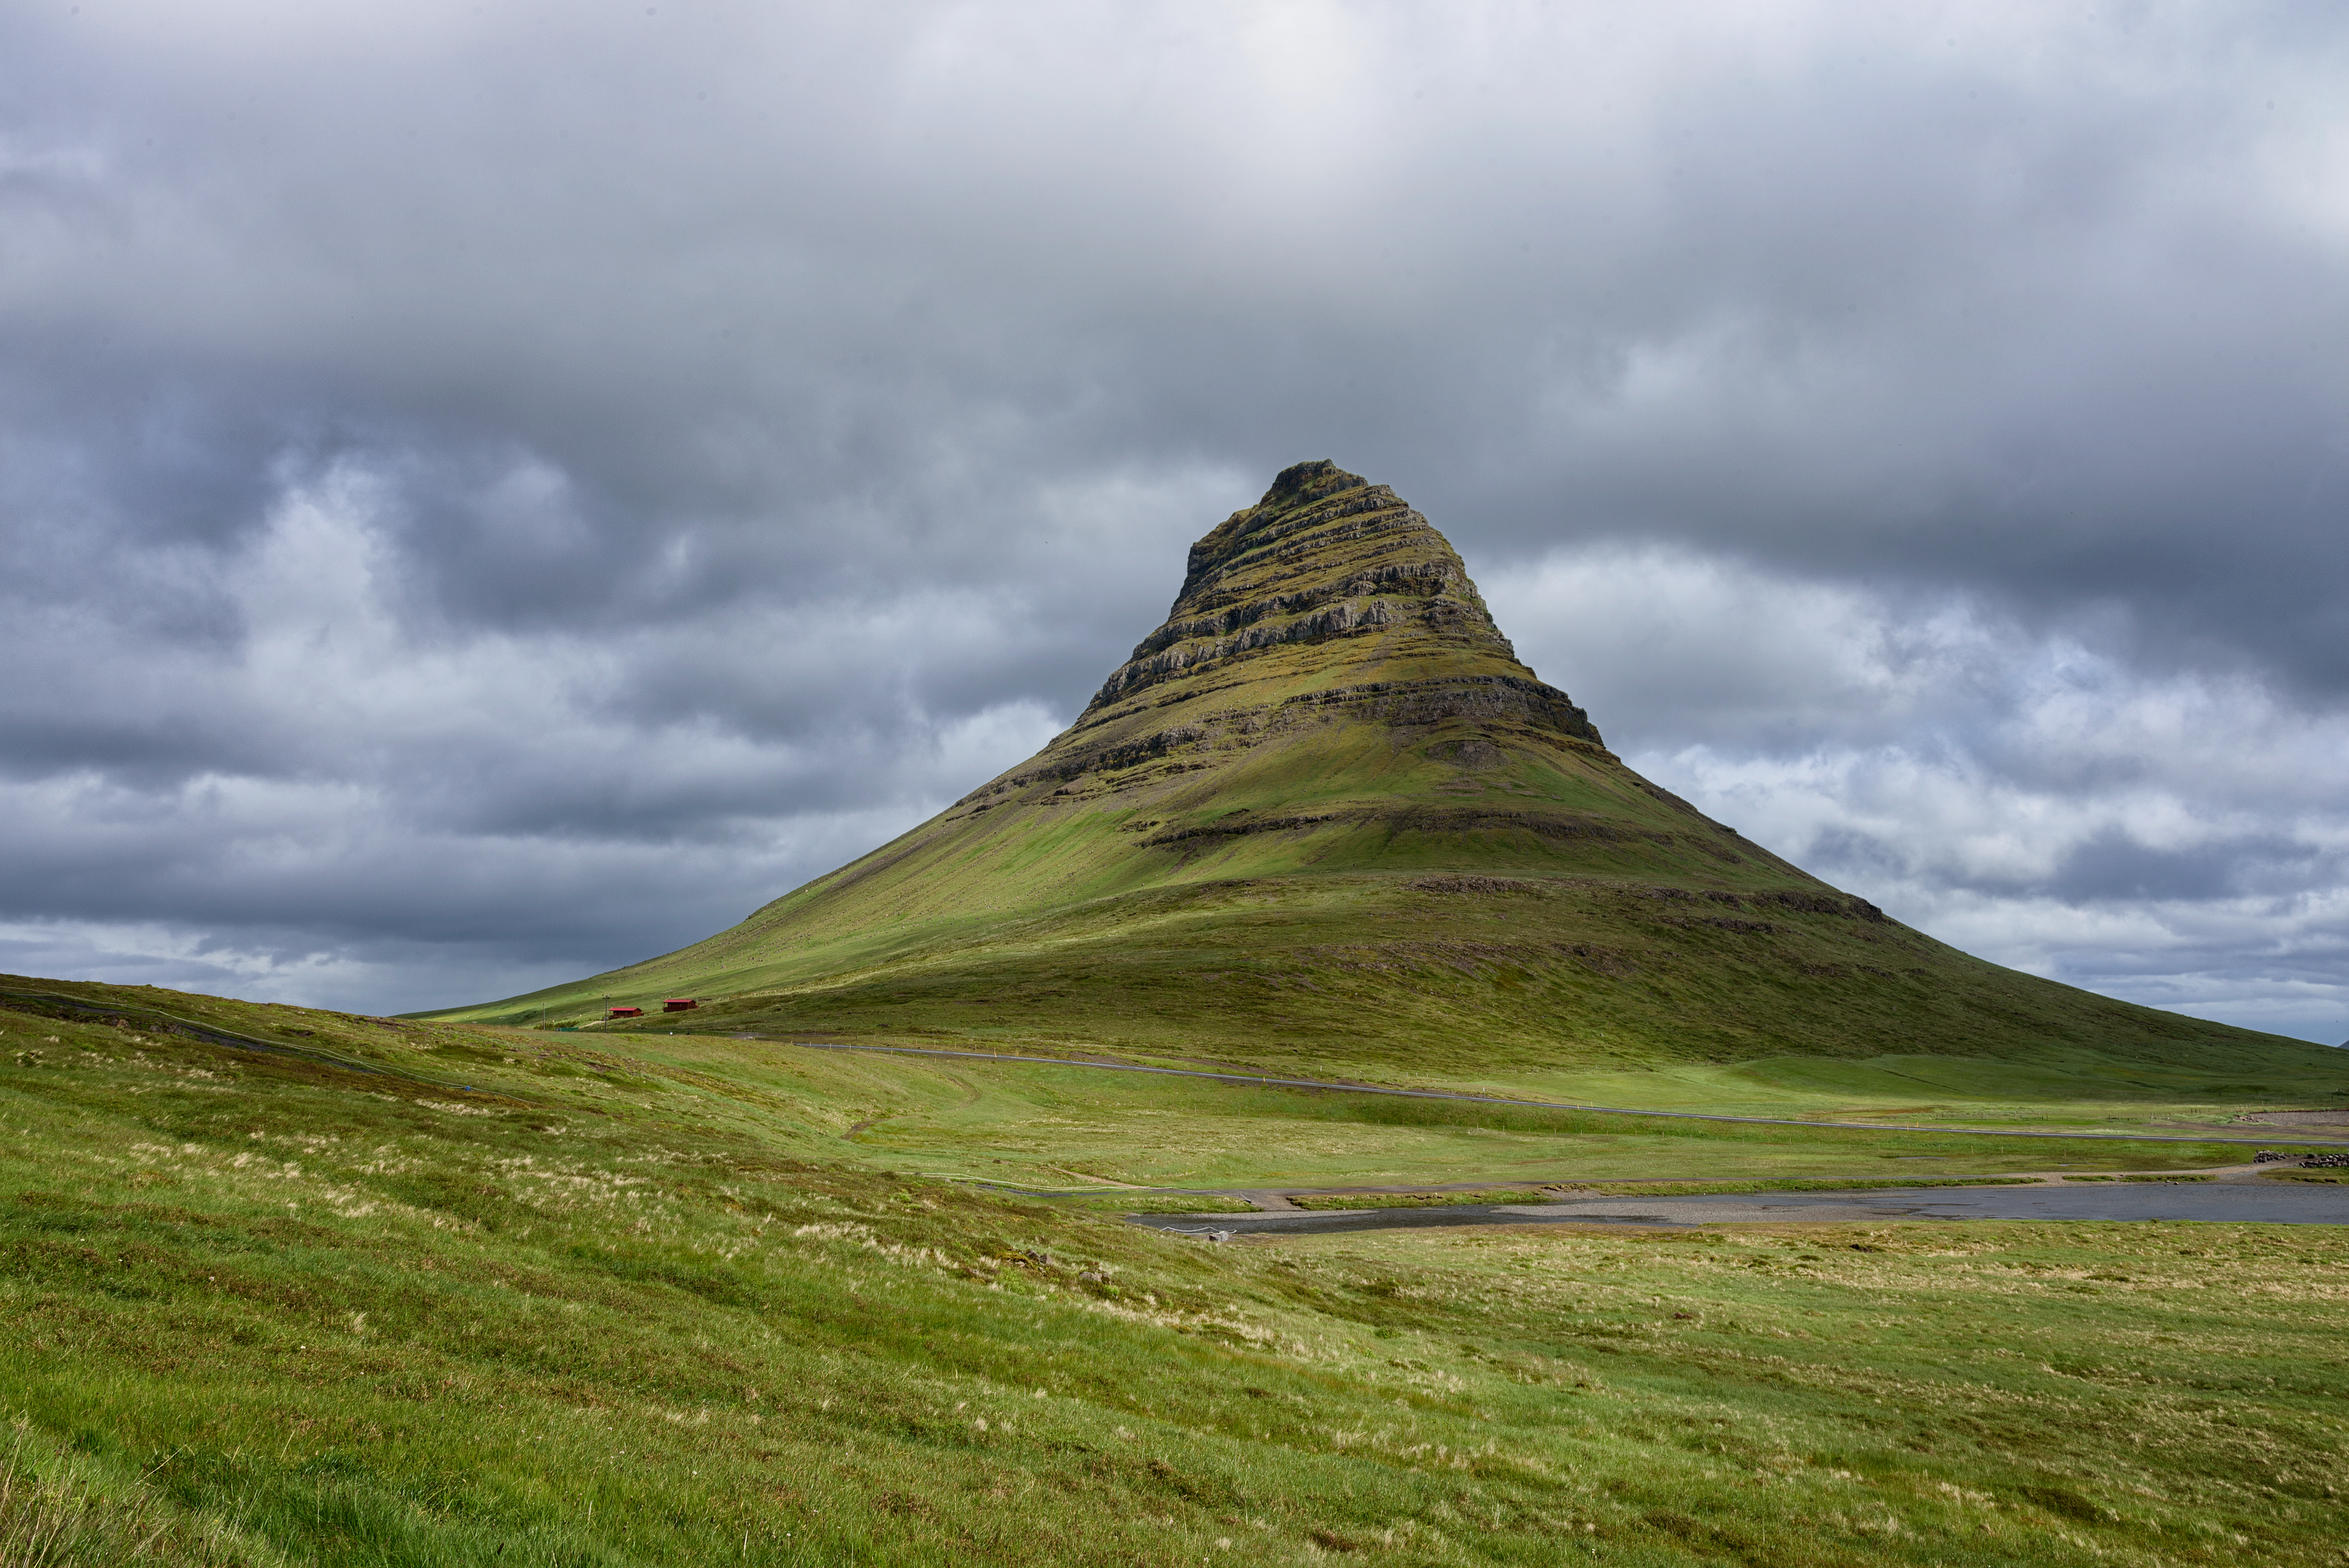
top-left (4, 979), bottom-right (2345, 1565)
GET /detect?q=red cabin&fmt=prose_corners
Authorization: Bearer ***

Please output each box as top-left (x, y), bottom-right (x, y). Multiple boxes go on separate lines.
top-left (662, 998), bottom-right (699, 1012)
top-left (608, 1006), bottom-right (643, 1018)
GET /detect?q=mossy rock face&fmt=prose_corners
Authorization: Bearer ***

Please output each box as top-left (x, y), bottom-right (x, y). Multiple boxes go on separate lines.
top-left (423, 465), bottom-right (2322, 1082)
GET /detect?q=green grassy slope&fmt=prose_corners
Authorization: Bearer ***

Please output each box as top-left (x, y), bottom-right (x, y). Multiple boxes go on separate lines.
top-left (8, 978), bottom-right (2348, 1566)
top-left (422, 461), bottom-right (2333, 1098)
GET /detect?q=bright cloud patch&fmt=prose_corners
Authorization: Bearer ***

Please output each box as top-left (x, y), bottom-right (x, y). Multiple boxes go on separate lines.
top-left (1489, 546), bottom-right (2349, 1041)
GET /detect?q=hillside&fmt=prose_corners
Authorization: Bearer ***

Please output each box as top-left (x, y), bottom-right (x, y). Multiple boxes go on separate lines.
top-left (426, 461), bottom-right (2329, 1090)
top-left (5, 975), bottom-right (2347, 1566)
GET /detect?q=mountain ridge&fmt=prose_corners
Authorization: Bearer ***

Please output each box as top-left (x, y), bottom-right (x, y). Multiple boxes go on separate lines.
top-left (422, 462), bottom-right (2323, 1092)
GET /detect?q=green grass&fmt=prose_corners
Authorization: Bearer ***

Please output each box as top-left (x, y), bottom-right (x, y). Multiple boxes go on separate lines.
top-left (6, 977), bottom-right (2349, 1564)
top-left (433, 869), bottom-right (2343, 1096)
top-left (0, 1426), bottom-right (294, 1566)
top-left (819, 1063), bottom-right (2258, 1190)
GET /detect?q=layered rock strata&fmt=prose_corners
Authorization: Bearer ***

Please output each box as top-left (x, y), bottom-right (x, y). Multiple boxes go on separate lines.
top-left (929, 461), bottom-right (1674, 875)
top-left (1083, 461), bottom-right (1597, 744)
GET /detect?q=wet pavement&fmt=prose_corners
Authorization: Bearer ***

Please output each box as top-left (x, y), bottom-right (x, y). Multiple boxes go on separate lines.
top-left (1129, 1180), bottom-right (2349, 1237)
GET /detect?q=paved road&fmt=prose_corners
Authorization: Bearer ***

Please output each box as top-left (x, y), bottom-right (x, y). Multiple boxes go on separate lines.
top-left (1128, 1180), bottom-right (2349, 1236)
top-left (768, 1037), bottom-right (2349, 1149)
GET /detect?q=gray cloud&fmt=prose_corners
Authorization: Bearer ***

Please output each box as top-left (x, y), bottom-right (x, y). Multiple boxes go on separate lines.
top-left (1, 0), bottom-right (2344, 1037)
top-left (1488, 541), bottom-right (2349, 1041)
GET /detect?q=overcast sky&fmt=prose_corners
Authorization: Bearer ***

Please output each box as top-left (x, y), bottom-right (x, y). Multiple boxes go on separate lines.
top-left (3, 0), bottom-right (2343, 1040)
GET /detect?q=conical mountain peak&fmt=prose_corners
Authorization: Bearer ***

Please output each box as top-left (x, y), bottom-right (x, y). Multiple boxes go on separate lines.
top-left (434, 461), bottom-right (2287, 1093)
top-left (1085, 461), bottom-right (1583, 738)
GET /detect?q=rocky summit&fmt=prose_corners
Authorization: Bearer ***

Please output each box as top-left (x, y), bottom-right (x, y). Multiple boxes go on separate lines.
top-left (952, 458), bottom-right (1739, 879)
top-left (431, 462), bottom-right (2300, 1083)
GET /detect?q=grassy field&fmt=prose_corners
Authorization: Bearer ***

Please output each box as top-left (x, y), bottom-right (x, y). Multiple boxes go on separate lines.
top-left (6, 977), bottom-right (2348, 1565)
top-left (770, 1055), bottom-right (2269, 1192)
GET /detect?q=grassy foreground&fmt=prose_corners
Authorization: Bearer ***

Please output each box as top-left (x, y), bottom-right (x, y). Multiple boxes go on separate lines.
top-left (5, 979), bottom-right (2348, 1565)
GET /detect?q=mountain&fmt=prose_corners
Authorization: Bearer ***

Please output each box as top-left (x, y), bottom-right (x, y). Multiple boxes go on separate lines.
top-left (426, 461), bottom-right (2320, 1087)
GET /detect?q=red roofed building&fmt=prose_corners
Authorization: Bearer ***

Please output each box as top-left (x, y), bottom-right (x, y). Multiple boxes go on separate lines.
top-left (608, 1006), bottom-right (643, 1018)
top-left (663, 998), bottom-right (699, 1012)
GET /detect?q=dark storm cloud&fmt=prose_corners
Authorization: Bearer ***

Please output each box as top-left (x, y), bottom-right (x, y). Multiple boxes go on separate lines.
top-left (2, 0), bottom-right (2344, 1032)
top-left (2050, 830), bottom-right (2293, 905)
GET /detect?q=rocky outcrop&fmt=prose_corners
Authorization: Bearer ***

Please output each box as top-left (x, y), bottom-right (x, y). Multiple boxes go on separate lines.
top-left (1078, 461), bottom-right (1597, 743)
top-left (1090, 595), bottom-right (1409, 707)
top-left (1276, 674), bottom-right (1601, 744)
